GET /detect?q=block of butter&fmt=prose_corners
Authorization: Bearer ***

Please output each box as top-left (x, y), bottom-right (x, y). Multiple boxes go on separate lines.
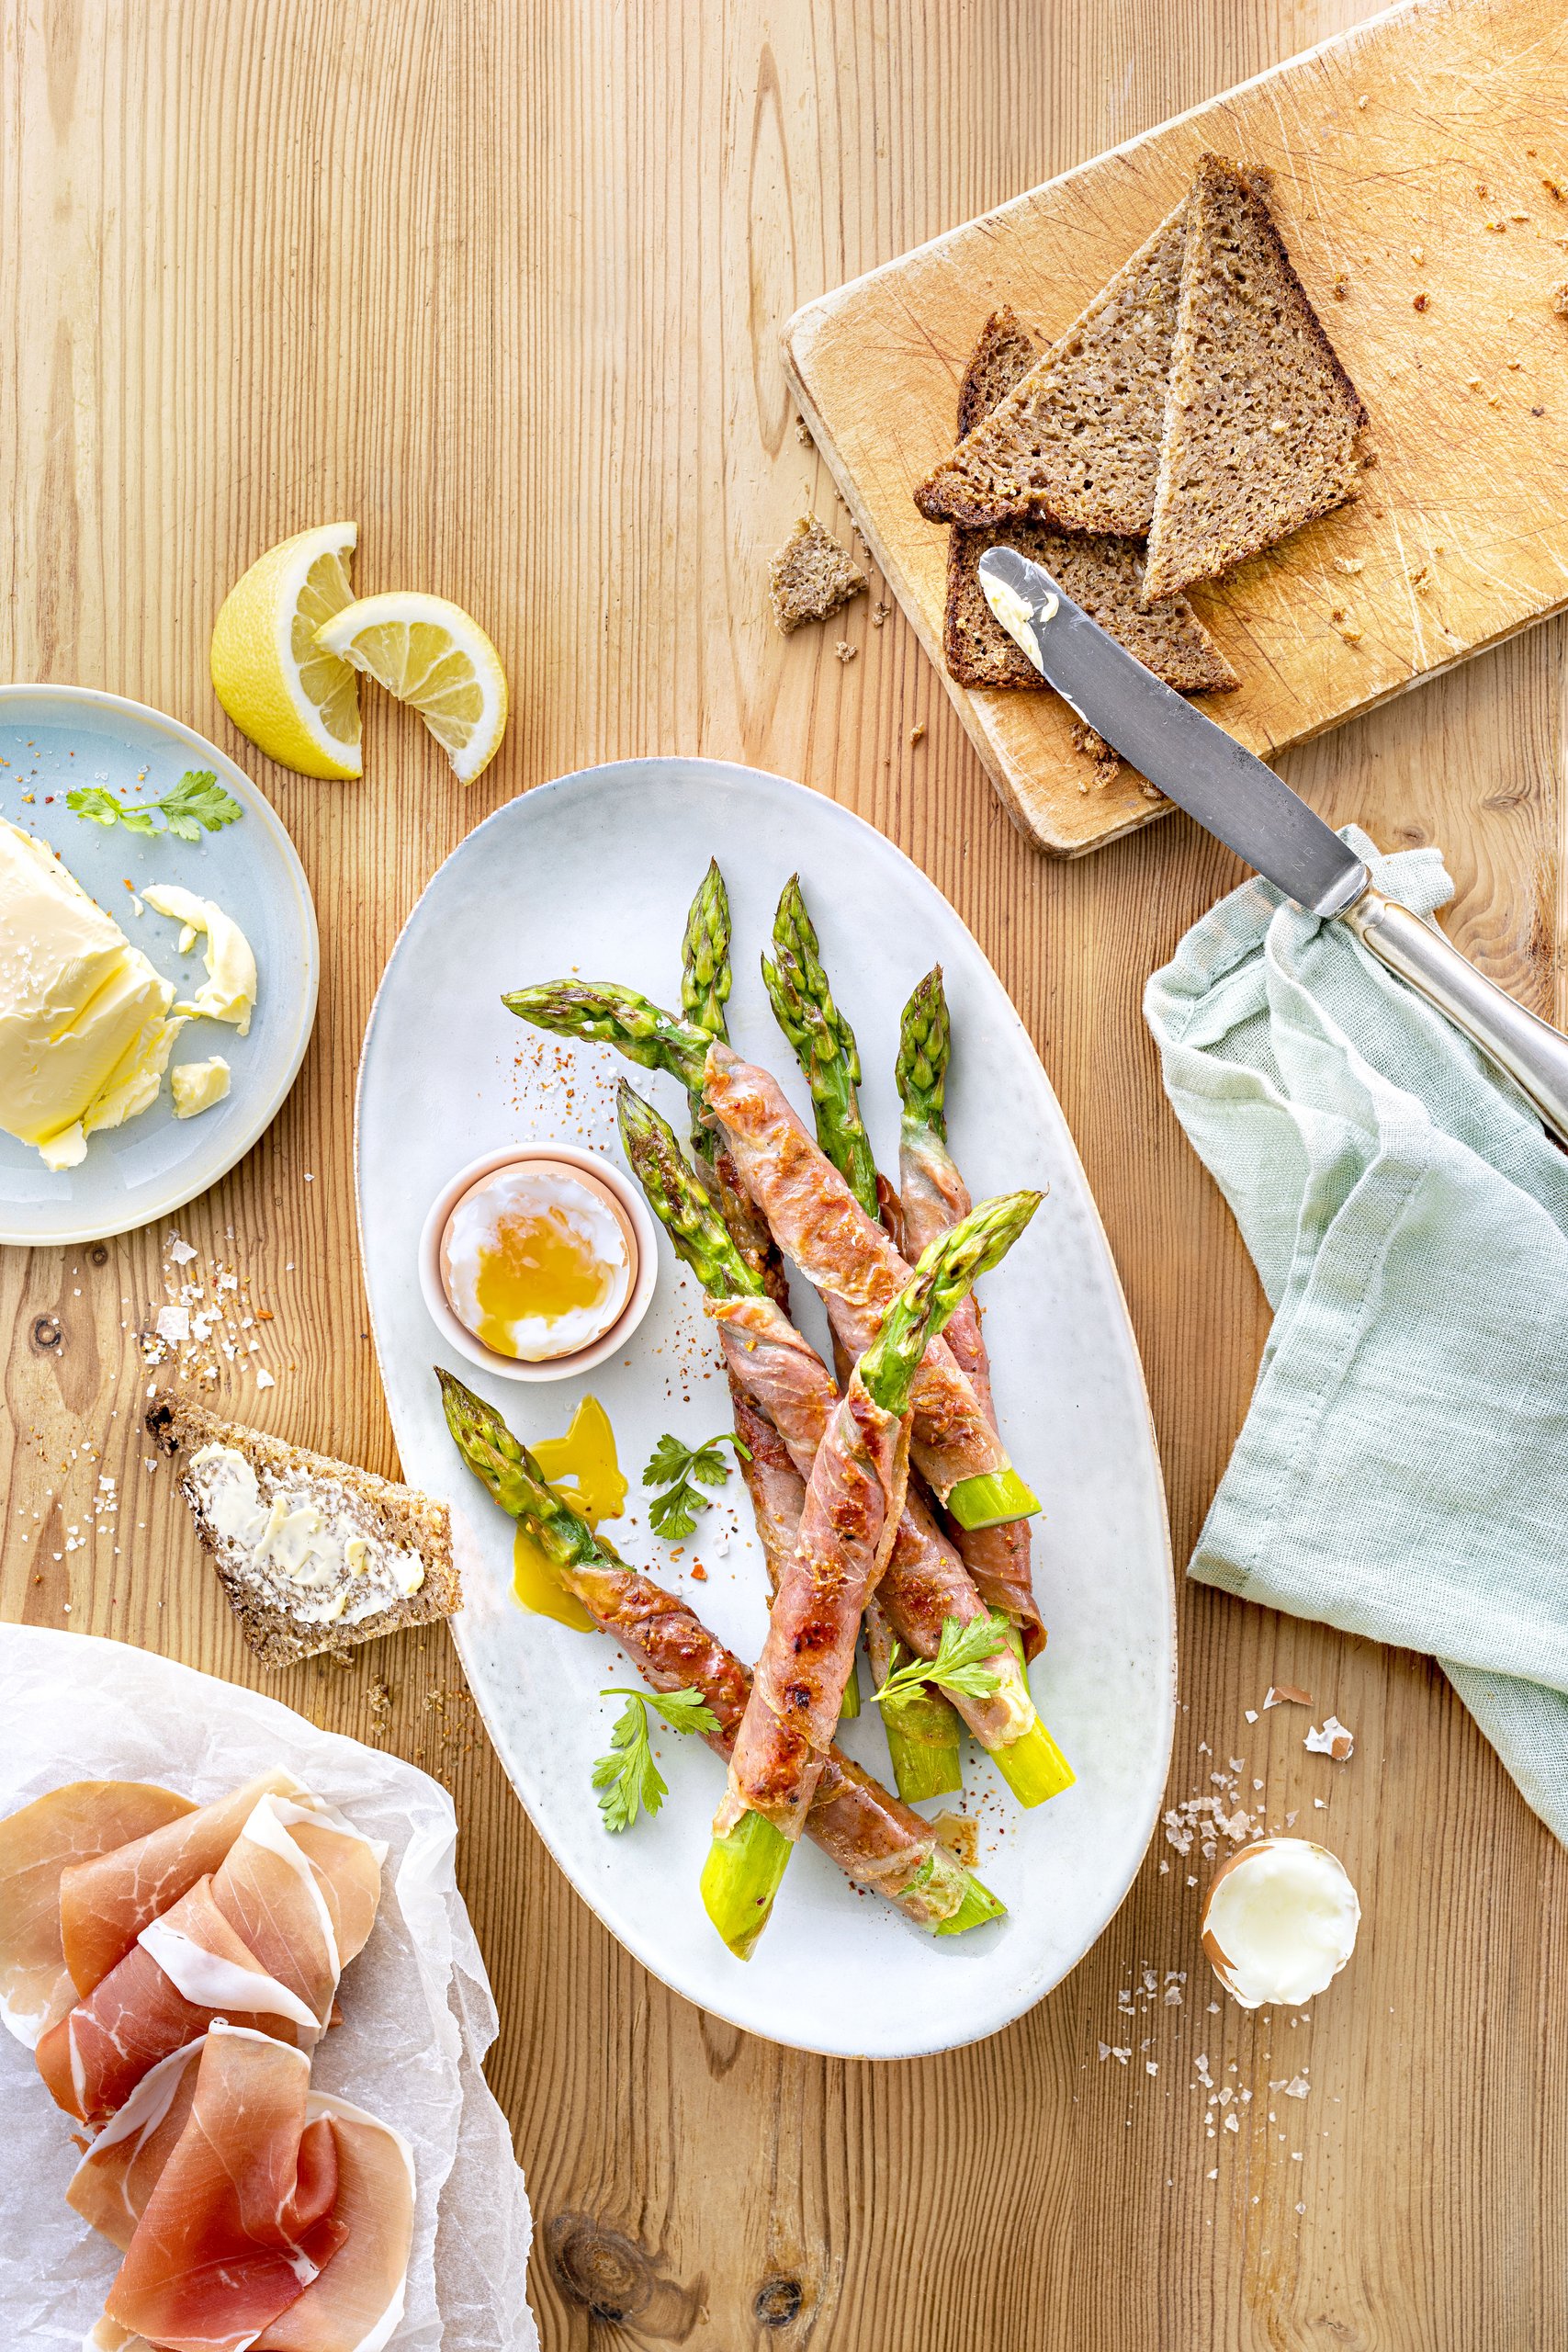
top-left (0, 818), bottom-right (184, 1169)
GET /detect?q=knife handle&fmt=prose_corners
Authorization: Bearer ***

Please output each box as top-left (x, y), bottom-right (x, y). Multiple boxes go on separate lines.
top-left (1343, 889), bottom-right (1568, 1146)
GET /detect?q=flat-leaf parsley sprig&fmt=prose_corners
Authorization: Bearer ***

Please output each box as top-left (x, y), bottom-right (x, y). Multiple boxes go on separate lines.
top-left (591, 1686), bottom-right (721, 1831)
top-left (67, 769), bottom-right (243, 843)
top-left (641, 1428), bottom-right (750, 1541)
top-left (872, 1608), bottom-right (1017, 1716)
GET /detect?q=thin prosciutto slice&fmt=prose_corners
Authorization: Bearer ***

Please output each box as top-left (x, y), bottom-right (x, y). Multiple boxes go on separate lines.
top-left (0, 1781), bottom-right (193, 2048)
top-left (73, 2038), bottom-right (417, 2352)
top-left (70, 2040), bottom-right (207, 2249)
top-left (701, 1044), bottom-right (1008, 1501)
top-left (61, 1770), bottom-right (299, 1999)
top-left (898, 1124), bottom-right (1043, 1653)
top-left (101, 2024), bottom-right (345, 2352)
top-left (711, 1295), bottom-right (1033, 1748)
top-left (38, 1792), bottom-right (386, 2124)
top-left (717, 1367), bottom-right (910, 1841)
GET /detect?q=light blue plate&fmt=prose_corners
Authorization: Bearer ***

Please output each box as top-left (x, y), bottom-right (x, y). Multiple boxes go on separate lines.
top-left (0, 685), bottom-right (319, 1245)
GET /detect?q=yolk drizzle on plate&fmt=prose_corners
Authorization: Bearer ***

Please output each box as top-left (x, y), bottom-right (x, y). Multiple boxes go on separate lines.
top-left (512, 1395), bottom-right (627, 1632)
top-left (472, 1199), bottom-right (616, 1360)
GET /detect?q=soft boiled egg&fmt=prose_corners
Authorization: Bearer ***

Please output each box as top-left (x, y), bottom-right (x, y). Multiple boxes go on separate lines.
top-left (1201, 1835), bottom-right (1360, 2010)
top-left (439, 1159), bottom-right (637, 1363)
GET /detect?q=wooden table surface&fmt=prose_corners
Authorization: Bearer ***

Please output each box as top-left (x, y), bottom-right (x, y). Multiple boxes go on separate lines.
top-left (2, 5), bottom-right (1562, 2346)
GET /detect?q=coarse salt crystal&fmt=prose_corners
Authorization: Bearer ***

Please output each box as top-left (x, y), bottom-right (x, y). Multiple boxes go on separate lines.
top-left (254, 1368), bottom-right (276, 1390)
top-left (168, 1238), bottom-right (197, 1265)
top-left (155, 1306), bottom-right (189, 1343)
top-left (1284, 2075), bottom-right (1310, 2098)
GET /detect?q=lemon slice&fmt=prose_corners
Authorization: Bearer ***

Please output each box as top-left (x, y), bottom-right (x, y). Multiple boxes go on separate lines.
top-left (209, 523), bottom-right (362, 780)
top-left (315, 593), bottom-right (508, 785)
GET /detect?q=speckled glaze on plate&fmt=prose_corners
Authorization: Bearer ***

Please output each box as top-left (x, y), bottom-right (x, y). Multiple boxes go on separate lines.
top-left (355, 757), bottom-right (1175, 2058)
top-left (0, 685), bottom-right (319, 1246)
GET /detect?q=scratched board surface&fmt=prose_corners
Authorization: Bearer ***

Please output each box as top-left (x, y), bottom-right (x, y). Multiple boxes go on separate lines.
top-left (784, 0), bottom-right (1568, 854)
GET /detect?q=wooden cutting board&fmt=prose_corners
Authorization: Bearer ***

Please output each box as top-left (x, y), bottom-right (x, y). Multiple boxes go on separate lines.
top-left (783, 0), bottom-right (1568, 857)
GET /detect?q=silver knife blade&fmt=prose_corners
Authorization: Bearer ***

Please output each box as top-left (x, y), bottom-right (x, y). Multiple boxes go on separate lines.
top-left (976, 545), bottom-right (1368, 920)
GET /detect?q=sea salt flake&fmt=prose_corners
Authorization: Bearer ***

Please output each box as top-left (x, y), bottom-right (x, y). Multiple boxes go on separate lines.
top-left (168, 1238), bottom-right (197, 1265)
top-left (1284, 2075), bottom-right (1310, 2098)
top-left (155, 1306), bottom-right (190, 1343)
top-left (254, 1368), bottom-right (276, 1390)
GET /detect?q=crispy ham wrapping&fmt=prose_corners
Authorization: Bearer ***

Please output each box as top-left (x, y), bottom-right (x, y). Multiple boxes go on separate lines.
top-left (898, 1128), bottom-right (1043, 1653)
top-left (36, 1791), bottom-right (386, 2125)
top-left (717, 1372), bottom-right (910, 1841)
top-left (702, 1044), bottom-right (1009, 1500)
top-left (711, 1294), bottom-right (1034, 1747)
top-left (563, 1522), bottom-right (976, 1928)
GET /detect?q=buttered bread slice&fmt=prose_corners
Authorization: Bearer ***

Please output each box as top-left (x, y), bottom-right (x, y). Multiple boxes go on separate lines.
top-left (148, 1392), bottom-right (460, 1667)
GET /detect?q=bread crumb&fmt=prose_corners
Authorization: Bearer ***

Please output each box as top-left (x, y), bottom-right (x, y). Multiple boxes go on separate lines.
top-left (768, 514), bottom-right (867, 635)
top-left (1484, 219), bottom-right (1507, 233)
top-left (1070, 720), bottom-right (1122, 788)
top-left (833, 639), bottom-right (857, 663)
top-left (1332, 556), bottom-right (1364, 574)
top-left (1356, 93), bottom-right (1369, 108)
top-left (871, 600), bottom-right (891, 627)
top-left (794, 416), bottom-right (812, 446)
top-left (1551, 282), bottom-right (1568, 317)
top-left (1543, 176), bottom-right (1564, 202)
top-left (1331, 273), bottom-right (1350, 301)
top-left (1412, 291), bottom-right (1429, 311)
top-left (908, 723), bottom-right (926, 747)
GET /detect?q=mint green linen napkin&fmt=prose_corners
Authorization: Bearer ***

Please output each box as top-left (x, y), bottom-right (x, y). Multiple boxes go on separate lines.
top-left (1144, 825), bottom-right (1568, 1842)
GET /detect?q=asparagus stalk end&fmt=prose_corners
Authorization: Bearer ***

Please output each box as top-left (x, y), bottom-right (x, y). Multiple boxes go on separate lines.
top-left (700, 1813), bottom-right (794, 1959)
top-left (990, 1714), bottom-right (1076, 1808)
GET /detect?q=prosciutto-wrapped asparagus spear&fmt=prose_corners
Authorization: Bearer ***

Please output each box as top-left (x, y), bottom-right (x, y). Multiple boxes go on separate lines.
top-left (761, 877), bottom-right (959, 1790)
top-left (502, 981), bottom-right (1037, 1533)
top-left (897, 967), bottom-right (1044, 1654)
top-left (436, 1369), bottom-right (1003, 1939)
top-left (680, 860), bottom-right (784, 1306)
top-left (617, 1082), bottom-right (1069, 1812)
top-left (701, 1193), bottom-right (1041, 1958)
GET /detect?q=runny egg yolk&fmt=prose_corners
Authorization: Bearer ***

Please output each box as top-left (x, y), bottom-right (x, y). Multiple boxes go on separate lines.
top-left (512, 1396), bottom-right (627, 1632)
top-left (472, 1201), bottom-right (615, 1357)
top-left (441, 1162), bottom-right (634, 1363)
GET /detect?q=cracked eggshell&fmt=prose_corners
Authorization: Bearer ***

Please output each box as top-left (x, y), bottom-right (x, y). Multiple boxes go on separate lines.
top-left (1201, 1835), bottom-right (1360, 2011)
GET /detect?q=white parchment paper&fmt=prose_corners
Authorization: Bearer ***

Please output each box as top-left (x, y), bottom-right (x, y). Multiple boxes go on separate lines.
top-left (0, 1625), bottom-right (538, 2351)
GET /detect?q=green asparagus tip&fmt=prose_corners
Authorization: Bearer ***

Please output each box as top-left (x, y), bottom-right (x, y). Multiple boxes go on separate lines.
top-left (862, 1190), bottom-right (1042, 1418)
top-left (990, 1715), bottom-right (1075, 1808)
top-left (947, 1466), bottom-right (1043, 1530)
top-left (700, 1812), bottom-right (794, 1960)
top-left (896, 967), bottom-right (952, 1136)
top-left (934, 1871), bottom-right (1007, 1935)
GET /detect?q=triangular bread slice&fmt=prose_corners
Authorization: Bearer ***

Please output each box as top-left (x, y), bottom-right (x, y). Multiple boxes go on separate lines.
top-left (915, 201), bottom-right (1188, 533)
top-left (148, 1392), bottom-right (460, 1668)
top-left (942, 309), bottom-right (1238, 695)
top-left (1143, 154), bottom-right (1368, 601)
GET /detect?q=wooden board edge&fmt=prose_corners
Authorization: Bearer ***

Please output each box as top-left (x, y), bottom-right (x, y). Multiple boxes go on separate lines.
top-left (781, 331), bottom-right (1173, 860)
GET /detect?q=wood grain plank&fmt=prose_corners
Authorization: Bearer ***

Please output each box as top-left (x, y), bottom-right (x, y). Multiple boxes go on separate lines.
top-left (1, 4), bottom-right (1564, 2347)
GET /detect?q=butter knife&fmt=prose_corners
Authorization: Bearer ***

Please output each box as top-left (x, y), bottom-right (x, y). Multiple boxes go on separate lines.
top-left (977, 543), bottom-right (1568, 1145)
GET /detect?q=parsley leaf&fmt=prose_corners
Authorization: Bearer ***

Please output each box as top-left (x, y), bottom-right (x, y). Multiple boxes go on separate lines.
top-left (591, 1686), bottom-right (721, 1832)
top-left (872, 1609), bottom-right (1014, 1713)
top-left (642, 1429), bottom-right (750, 1541)
top-left (66, 769), bottom-right (243, 842)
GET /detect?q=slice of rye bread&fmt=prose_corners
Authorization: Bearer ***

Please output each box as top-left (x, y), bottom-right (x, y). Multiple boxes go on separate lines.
top-left (147, 1391), bottom-right (459, 1668)
top-left (1143, 154), bottom-right (1370, 602)
top-left (943, 309), bottom-right (1238, 694)
top-left (769, 514), bottom-right (867, 633)
top-left (914, 199), bottom-right (1189, 534)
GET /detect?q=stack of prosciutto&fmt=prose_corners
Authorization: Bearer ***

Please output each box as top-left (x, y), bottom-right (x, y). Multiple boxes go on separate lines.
top-left (0, 1769), bottom-right (417, 2352)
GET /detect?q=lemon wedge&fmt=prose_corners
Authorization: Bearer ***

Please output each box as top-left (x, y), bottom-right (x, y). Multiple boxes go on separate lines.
top-left (315, 592), bottom-right (508, 784)
top-left (210, 523), bottom-right (362, 779)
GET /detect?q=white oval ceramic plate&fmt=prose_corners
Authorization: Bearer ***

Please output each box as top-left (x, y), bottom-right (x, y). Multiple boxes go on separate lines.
top-left (0, 685), bottom-right (319, 1246)
top-left (355, 758), bottom-right (1175, 2058)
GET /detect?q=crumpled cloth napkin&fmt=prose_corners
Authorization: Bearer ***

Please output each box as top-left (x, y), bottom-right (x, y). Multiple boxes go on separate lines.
top-left (1144, 825), bottom-right (1568, 1844)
